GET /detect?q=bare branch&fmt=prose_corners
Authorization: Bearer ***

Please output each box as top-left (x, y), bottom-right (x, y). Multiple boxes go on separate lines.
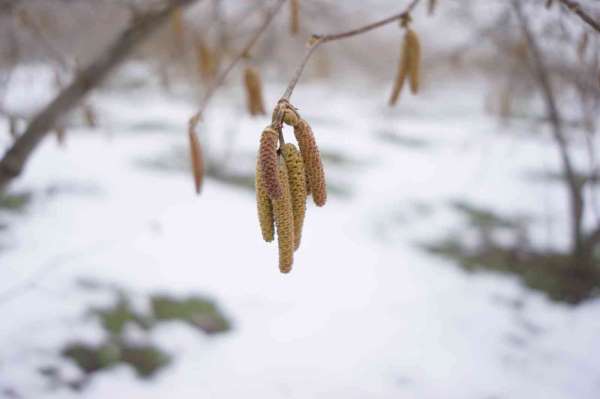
top-left (558, 0), bottom-right (600, 34)
top-left (513, 0), bottom-right (587, 261)
top-left (0, 0), bottom-right (201, 192)
top-left (280, 0), bottom-right (422, 101)
top-left (188, 0), bottom-right (287, 132)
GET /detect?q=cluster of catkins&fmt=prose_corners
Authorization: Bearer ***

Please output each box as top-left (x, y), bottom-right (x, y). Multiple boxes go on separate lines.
top-left (255, 102), bottom-right (326, 273)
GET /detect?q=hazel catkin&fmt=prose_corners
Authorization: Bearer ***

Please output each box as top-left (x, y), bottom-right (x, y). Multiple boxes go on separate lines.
top-left (389, 27), bottom-right (421, 105)
top-left (281, 143), bottom-right (307, 250)
top-left (273, 158), bottom-right (295, 273)
top-left (290, 0), bottom-right (300, 35)
top-left (244, 66), bottom-right (266, 116)
top-left (188, 129), bottom-right (204, 194)
top-left (406, 28), bottom-right (421, 94)
top-left (255, 162), bottom-right (274, 242)
top-left (258, 127), bottom-right (282, 200)
top-left (293, 119), bottom-right (327, 207)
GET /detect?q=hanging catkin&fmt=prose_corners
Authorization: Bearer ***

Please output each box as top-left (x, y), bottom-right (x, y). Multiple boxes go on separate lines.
top-left (171, 7), bottom-right (185, 49)
top-left (195, 39), bottom-right (217, 83)
top-left (281, 143), bottom-right (307, 250)
top-left (293, 119), bottom-right (326, 207)
top-left (273, 158), bottom-right (295, 273)
top-left (188, 130), bottom-right (204, 194)
top-left (389, 27), bottom-right (421, 105)
top-left (290, 0), bottom-right (300, 35)
top-left (256, 161), bottom-right (275, 242)
top-left (258, 127), bottom-right (282, 200)
top-left (389, 34), bottom-right (410, 105)
top-left (407, 29), bottom-right (421, 94)
top-left (244, 66), bottom-right (266, 116)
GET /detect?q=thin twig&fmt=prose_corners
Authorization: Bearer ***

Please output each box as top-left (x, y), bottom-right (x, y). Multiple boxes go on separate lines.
top-left (558, 0), bottom-right (600, 34)
top-left (280, 0), bottom-right (422, 101)
top-left (188, 0), bottom-right (286, 132)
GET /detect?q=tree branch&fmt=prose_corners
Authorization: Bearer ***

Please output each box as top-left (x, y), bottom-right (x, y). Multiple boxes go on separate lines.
top-left (280, 0), bottom-right (422, 101)
top-left (188, 0), bottom-right (287, 132)
top-left (513, 0), bottom-right (586, 260)
top-left (558, 0), bottom-right (600, 34)
top-left (0, 0), bottom-right (202, 192)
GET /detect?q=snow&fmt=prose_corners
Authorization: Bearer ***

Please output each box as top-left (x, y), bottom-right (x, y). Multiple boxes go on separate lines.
top-left (1, 65), bottom-right (599, 399)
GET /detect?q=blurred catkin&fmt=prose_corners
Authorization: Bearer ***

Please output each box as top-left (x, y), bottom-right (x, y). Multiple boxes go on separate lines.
top-left (259, 127), bottom-right (282, 200)
top-left (406, 29), bottom-right (421, 94)
top-left (256, 162), bottom-right (275, 242)
top-left (170, 7), bottom-right (186, 54)
top-left (244, 66), bottom-right (266, 116)
top-left (389, 27), bottom-right (421, 105)
top-left (290, 0), bottom-right (300, 35)
top-left (282, 143), bottom-right (307, 250)
top-left (389, 34), bottom-right (410, 105)
top-left (188, 130), bottom-right (204, 194)
top-left (294, 119), bottom-right (326, 206)
top-left (195, 39), bottom-right (217, 83)
top-left (273, 158), bottom-right (295, 273)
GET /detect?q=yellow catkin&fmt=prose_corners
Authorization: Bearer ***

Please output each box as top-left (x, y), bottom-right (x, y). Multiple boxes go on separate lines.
top-left (293, 119), bottom-right (326, 207)
top-left (290, 0), bottom-right (300, 35)
top-left (258, 127), bottom-right (282, 200)
top-left (389, 34), bottom-right (410, 105)
top-left (244, 66), bottom-right (266, 116)
top-left (256, 162), bottom-right (275, 242)
top-left (406, 28), bottom-right (421, 95)
top-left (281, 143), bottom-right (307, 250)
top-left (171, 7), bottom-right (185, 49)
top-left (273, 158), bottom-right (295, 273)
top-left (195, 39), bottom-right (217, 83)
top-left (389, 28), bottom-right (421, 105)
top-left (188, 130), bottom-right (204, 194)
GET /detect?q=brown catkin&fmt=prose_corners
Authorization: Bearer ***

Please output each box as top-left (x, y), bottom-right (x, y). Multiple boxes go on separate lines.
top-left (256, 162), bottom-right (275, 242)
top-left (195, 39), bottom-right (217, 83)
top-left (244, 66), bottom-right (266, 116)
top-left (258, 127), bottom-right (282, 200)
top-left (389, 28), bottom-right (421, 105)
top-left (290, 0), bottom-right (300, 35)
top-left (188, 130), bottom-right (204, 194)
top-left (171, 7), bottom-right (185, 49)
top-left (281, 143), bottom-right (307, 250)
top-left (273, 158), bottom-right (295, 273)
top-left (389, 34), bottom-right (410, 105)
top-left (406, 28), bottom-right (421, 94)
top-left (293, 119), bottom-right (326, 207)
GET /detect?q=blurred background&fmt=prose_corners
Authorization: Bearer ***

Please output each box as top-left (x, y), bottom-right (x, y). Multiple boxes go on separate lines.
top-left (1, 0), bottom-right (599, 398)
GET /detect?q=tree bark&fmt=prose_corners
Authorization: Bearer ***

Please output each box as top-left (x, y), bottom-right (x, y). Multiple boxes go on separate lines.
top-left (0, 0), bottom-right (200, 192)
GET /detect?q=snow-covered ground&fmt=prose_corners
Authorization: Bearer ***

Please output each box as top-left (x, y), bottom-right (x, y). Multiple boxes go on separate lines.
top-left (1, 65), bottom-right (600, 399)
